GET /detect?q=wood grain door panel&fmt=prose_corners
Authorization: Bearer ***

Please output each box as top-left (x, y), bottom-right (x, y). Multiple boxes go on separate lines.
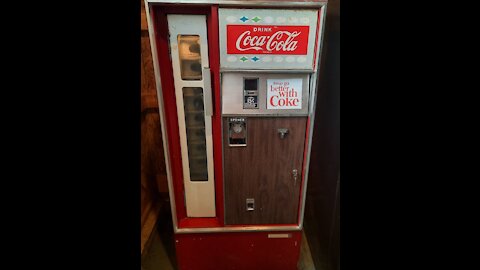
top-left (224, 117), bottom-right (307, 225)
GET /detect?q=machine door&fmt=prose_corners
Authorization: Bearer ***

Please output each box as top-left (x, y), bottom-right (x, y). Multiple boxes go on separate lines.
top-left (167, 15), bottom-right (215, 217)
top-left (224, 117), bottom-right (307, 225)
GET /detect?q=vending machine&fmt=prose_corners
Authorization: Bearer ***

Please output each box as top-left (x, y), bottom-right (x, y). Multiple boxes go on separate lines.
top-left (144, 1), bottom-right (327, 269)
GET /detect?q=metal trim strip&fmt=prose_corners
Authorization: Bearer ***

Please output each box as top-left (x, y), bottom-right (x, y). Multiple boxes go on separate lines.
top-left (144, 0), bottom-right (180, 230)
top-left (147, 0), bottom-right (327, 8)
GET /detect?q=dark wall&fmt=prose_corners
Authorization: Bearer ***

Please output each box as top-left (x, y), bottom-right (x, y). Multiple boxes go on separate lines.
top-left (304, 0), bottom-right (340, 269)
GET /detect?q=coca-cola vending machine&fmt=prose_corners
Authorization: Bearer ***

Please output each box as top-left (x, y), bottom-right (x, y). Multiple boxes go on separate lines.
top-left (144, 1), bottom-right (327, 269)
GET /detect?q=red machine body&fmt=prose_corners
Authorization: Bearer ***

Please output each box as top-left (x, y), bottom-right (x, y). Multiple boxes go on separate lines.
top-left (176, 232), bottom-right (302, 270)
top-left (144, 1), bottom-right (328, 269)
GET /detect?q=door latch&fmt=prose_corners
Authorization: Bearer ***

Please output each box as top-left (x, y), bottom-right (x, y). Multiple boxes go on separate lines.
top-left (292, 169), bottom-right (298, 186)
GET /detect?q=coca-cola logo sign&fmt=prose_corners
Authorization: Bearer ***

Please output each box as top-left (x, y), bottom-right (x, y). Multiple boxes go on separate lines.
top-left (226, 25), bottom-right (309, 55)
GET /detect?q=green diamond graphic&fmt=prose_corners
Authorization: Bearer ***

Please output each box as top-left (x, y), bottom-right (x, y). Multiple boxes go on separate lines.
top-left (240, 56), bottom-right (248, 62)
top-left (252, 16), bottom-right (261, 22)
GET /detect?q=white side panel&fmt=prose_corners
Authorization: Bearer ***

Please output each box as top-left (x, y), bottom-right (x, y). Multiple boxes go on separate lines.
top-left (167, 15), bottom-right (216, 217)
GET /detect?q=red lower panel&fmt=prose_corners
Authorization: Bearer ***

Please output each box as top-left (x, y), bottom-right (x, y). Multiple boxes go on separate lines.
top-left (175, 231), bottom-right (302, 270)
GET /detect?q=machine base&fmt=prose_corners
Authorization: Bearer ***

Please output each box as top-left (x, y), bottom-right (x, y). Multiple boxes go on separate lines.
top-left (175, 231), bottom-right (302, 270)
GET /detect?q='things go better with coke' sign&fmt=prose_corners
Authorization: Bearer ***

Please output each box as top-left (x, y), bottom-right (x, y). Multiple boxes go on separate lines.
top-left (267, 78), bottom-right (303, 110)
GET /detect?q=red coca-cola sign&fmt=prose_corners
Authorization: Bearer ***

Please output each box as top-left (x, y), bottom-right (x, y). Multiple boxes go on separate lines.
top-left (226, 25), bottom-right (309, 55)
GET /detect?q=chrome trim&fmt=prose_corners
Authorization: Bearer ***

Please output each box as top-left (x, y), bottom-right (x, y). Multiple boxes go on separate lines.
top-left (144, 1), bottom-right (179, 232)
top-left (203, 67), bottom-right (213, 116)
top-left (147, 0), bottom-right (327, 8)
top-left (298, 4), bottom-right (328, 229)
top-left (220, 75), bottom-right (227, 226)
top-left (221, 69), bottom-right (314, 74)
top-left (222, 114), bottom-right (309, 117)
top-left (176, 225), bottom-right (302, 234)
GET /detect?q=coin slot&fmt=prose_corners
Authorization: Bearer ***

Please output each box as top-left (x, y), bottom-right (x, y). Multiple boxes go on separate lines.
top-left (243, 78), bottom-right (259, 109)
